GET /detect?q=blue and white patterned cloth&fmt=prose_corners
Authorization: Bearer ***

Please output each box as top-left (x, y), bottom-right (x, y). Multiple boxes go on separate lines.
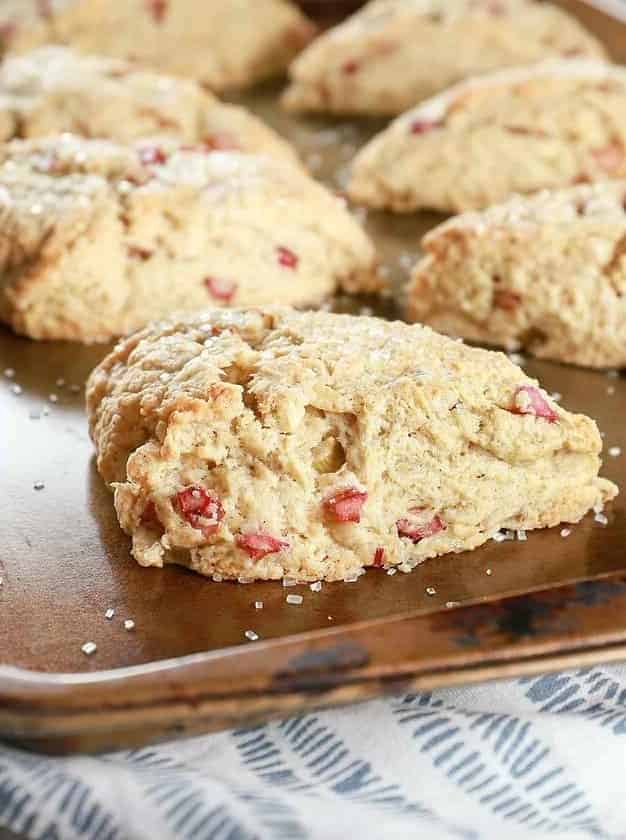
top-left (2, 664), bottom-right (626, 839)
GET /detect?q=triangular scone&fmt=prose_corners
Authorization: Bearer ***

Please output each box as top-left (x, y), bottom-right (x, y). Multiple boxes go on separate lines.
top-left (408, 181), bottom-right (626, 369)
top-left (282, 0), bottom-right (605, 116)
top-left (0, 47), bottom-right (299, 165)
top-left (0, 136), bottom-right (379, 342)
top-left (0, 0), bottom-right (315, 92)
top-left (87, 307), bottom-right (617, 583)
top-left (348, 60), bottom-right (626, 213)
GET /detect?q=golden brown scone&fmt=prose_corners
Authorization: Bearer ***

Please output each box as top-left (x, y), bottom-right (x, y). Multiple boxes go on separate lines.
top-left (348, 60), bottom-right (626, 213)
top-left (0, 0), bottom-right (315, 91)
top-left (0, 47), bottom-right (299, 164)
top-left (408, 181), bottom-right (626, 369)
top-left (283, 0), bottom-right (606, 115)
top-left (87, 307), bottom-right (617, 582)
top-left (0, 135), bottom-right (379, 342)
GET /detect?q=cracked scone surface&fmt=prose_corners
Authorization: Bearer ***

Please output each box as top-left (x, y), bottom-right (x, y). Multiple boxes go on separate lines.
top-left (0, 135), bottom-right (379, 342)
top-left (86, 307), bottom-right (617, 583)
top-left (0, 0), bottom-right (315, 92)
top-left (0, 47), bottom-right (299, 164)
top-left (408, 181), bottom-right (626, 369)
top-left (283, 0), bottom-right (605, 116)
top-left (348, 60), bottom-right (626, 213)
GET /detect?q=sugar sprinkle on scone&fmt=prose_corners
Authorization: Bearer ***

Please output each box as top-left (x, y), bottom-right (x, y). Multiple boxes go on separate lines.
top-left (408, 181), bottom-right (626, 369)
top-left (0, 135), bottom-right (379, 342)
top-left (87, 307), bottom-right (617, 583)
top-left (1, 0), bottom-right (316, 92)
top-left (283, 0), bottom-right (606, 116)
top-left (0, 47), bottom-right (299, 165)
top-left (348, 60), bottom-right (626, 213)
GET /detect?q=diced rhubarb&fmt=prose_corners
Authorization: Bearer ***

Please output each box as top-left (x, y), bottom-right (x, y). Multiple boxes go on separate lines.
top-left (341, 59), bottom-right (359, 75)
top-left (510, 385), bottom-right (558, 422)
top-left (146, 0), bottom-right (168, 23)
top-left (276, 245), bottom-right (299, 269)
top-left (0, 22), bottom-right (16, 43)
top-left (140, 500), bottom-right (159, 526)
top-left (410, 119), bottom-right (442, 135)
top-left (486, 1), bottom-right (506, 15)
top-left (324, 488), bottom-right (368, 523)
top-left (204, 276), bottom-right (237, 302)
top-left (397, 509), bottom-right (446, 543)
top-left (36, 0), bottom-right (52, 19)
top-left (373, 547), bottom-right (386, 567)
top-left (138, 145), bottom-right (168, 166)
top-left (592, 142), bottom-right (624, 173)
top-left (174, 485), bottom-right (224, 538)
top-left (202, 133), bottom-right (241, 151)
top-left (236, 532), bottom-right (289, 560)
top-left (128, 244), bottom-right (154, 261)
top-left (493, 290), bottom-right (522, 310)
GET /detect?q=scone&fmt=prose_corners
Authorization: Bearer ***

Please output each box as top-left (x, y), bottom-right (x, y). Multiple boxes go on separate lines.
top-left (282, 0), bottom-right (606, 116)
top-left (86, 307), bottom-right (617, 583)
top-left (0, 47), bottom-right (299, 164)
top-left (408, 181), bottom-right (626, 369)
top-left (0, 135), bottom-right (379, 342)
top-left (348, 60), bottom-right (626, 213)
top-left (0, 0), bottom-right (315, 92)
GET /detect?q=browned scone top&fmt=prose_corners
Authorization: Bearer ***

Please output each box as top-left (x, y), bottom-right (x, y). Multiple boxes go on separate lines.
top-left (408, 180), bottom-right (626, 368)
top-left (283, 0), bottom-right (606, 115)
top-left (0, 46), bottom-right (300, 164)
top-left (0, 135), bottom-right (379, 342)
top-left (87, 307), bottom-right (617, 583)
top-left (348, 59), bottom-right (626, 212)
top-left (0, 0), bottom-right (316, 91)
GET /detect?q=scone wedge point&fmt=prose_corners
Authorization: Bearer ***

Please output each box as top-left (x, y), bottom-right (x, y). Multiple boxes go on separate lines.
top-left (283, 0), bottom-right (606, 116)
top-left (1, 0), bottom-right (315, 92)
top-left (408, 181), bottom-right (626, 369)
top-left (0, 135), bottom-right (379, 342)
top-left (87, 307), bottom-right (617, 583)
top-left (0, 47), bottom-right (299, 165)
top-left (348, 60), bottom-right (626, 213)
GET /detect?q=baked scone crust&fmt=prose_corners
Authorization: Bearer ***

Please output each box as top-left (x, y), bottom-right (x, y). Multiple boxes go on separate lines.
top-left (283, 0), bottom-right (606, 115)
top-left (1, 0), bottom-right (315, 91)
top-left (0, 47), bottom-right (299, 164)
top-left (408, 181), bottom-right (626, 369)
top-left (348, 60), bottom-right (626, 213)
top-left (0, 136), bottom-right (379, 342)
top-left (87, 307), bottom-right (617, 582)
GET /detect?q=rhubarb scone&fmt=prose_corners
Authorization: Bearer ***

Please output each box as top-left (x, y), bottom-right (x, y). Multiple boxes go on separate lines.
top-left (408, 182), bottom-right (626, 369)
top-left (283, 0), bottom-right (605, 115)
top-left (348, 60), bottom-right (626, 213)
top-left (0, 47), bottom-right (299, 164)
top-left (0, 135), bottom-right (379, 342)
top-left (0, 0), bottom-right (315, 92)
top-left (86, 307), bottom-right (617, 582)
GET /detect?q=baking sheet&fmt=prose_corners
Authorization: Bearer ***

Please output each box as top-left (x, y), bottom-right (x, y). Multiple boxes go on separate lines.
top-left (0, 0), bottom-right (625, 750)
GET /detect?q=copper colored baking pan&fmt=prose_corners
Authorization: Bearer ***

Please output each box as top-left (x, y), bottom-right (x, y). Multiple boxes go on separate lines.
top-left (2, 0), bottom-right (626, 755)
